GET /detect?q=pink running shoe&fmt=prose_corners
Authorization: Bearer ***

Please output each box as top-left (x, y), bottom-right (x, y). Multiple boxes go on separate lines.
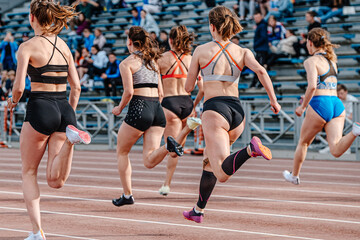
top-left (250, 136), bottom-right (272, 160)
top-left (183, 208), bottom-right (204, 223)
top-left (66, 125), bottom-right (91, 144)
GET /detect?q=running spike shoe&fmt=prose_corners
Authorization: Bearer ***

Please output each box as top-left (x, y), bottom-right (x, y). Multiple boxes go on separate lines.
top-left (283, 170), bottom-right (300, 185)
top-left (187, 117), bottom-right (202, 130)
top-left (250, 136), bottom-right (272, 160)
top-left (159, 185), bottom-right (170, 196)
top-left (66, 125), bottom-right (91, 145)
top-left (112, 194), bottom-right (135, 207)
top-left (183, 208), bottom-right (204, 223)
top-left (167, 136), bottom-right (184, 156)
top-left (24, 229), bottom-right (46, 240)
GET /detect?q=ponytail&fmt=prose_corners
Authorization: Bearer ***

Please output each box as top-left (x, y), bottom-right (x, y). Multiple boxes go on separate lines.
top-left (30, 0), bottom-right (77, 35)
top-left (308, 28), bottom-right (339, 62)
top-left (209, 6), bottom-right (243, 41)
top-left (169, 25), bottom-right (195, 55)
top-left (128, 26), bottom-right (161, 72)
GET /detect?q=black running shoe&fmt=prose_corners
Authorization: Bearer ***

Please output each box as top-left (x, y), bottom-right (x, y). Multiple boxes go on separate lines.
top-left (112, 194), bottom-right (134, 207)
top-left (167, 136), bottom-right (184, 156)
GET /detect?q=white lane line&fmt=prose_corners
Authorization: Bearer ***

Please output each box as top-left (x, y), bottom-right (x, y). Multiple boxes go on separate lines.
top-left (1, 163), bottom-right (360, 187)
top-left (1, 171), bottom-right (359, 199)
top-left (1, 160), bottom-right (359, 179)
top-left (0, 227), bottom-right (99, 240)
top-left (2, 152), bottom-right (360, 171)
top-left (1, 190), bottom-right (360, 225)
top-left (0, 205), bottom-right (323, 240)
top-left (1, 177), bottom-right (360, 210)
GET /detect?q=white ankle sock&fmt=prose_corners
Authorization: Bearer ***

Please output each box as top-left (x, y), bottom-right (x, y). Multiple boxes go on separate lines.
top-left (124, 194), bottom-right (132, 199)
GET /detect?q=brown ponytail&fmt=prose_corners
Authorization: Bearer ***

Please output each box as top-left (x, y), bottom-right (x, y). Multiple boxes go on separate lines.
top-left (128, 26), bottom-right (161, 72)
top-left (169, 25), bottom-right (195, 55)
top-left (308, 28), bottom-right (339, 62)
top-left (208, 6), bottom-right (243, 41)
top-left (30, 0), bottom-right (77, 35)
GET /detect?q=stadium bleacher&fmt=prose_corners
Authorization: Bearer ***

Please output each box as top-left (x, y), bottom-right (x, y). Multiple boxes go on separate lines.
top-left (1, 0), bottom-right (360, 99)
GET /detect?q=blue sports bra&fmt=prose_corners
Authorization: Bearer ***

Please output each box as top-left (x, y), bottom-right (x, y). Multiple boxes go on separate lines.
top-left (27, 35), bottom-right (69, 85)
top-left (200, 41), bottom-right (242, 83)
top-left (315, 53), bottom-right (338, 90)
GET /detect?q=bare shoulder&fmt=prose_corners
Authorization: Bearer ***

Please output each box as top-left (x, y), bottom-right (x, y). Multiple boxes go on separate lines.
top-left (304, 56), bottom-right (317, 66)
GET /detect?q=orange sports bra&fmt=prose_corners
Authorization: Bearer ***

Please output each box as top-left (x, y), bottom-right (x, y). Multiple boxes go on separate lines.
top-left (162, 50), bottom-right (188, 80)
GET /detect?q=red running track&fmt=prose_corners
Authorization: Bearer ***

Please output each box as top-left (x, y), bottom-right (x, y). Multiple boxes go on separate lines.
top-left (0, 148), bottom-right (359, 239)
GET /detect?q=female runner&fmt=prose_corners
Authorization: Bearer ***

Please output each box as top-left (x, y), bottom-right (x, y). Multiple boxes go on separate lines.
top-left (283, 28), bottom-right (360, 185)
top-left (157, 25), bottom-right (203, 196)
top-left (111, 26), bottom-right (184, 206)
top-left (7, 1), bottom-right (91, 239)
top-left (182, 6), bottom-right (281, 223)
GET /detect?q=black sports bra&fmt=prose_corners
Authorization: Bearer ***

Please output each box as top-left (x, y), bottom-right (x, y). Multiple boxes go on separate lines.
top-left (27, 35), bottom-right (69, 84)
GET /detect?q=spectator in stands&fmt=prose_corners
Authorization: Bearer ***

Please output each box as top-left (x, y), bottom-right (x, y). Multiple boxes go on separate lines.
top-left (265, 30), bottom-right (297, 69)
top-left (74, 49), bottom-right (82, 67)
top-left (257, 0), bottom-right (269, 17)
top-left (337, 84), bottom-right (358, 120)
top-left (75, 0), bottom-right (99, 20)
top-left (76, 12), bottom-right (91, 35)
top-left (17, 33), bottom-right (30, 46)
top-left (83, 28), bottom-right (95, 51)
top-left (142, 0), bottom-right (162, 14)
top-left (310, 0), bottom-right (350, 23)
top-left (233, 0), bottom-right (255, 20)
top-left (77, 47), bottom-right (92, 82)
top-left (68, 13), bottom-right (91, 50)
top-left (267, 15), bottom-right (286, 46)
top-left (251, 11), bottom-right (268, 88)
top-left (140, 10), bottom-right (160, 36)
top-left (231, 35), bottom-right (240, 45)
top-left (131, 7), bottom-right (142, 26)
top-left (0, 70), bottom-right (8, 99)
top-left (0, 32), bottom-right (18, 71)
top-left (5, 70), bottom-right (15, 96)
top-left (101, 52), bottom-right (121, 96)
top-left (293, 11), bottom-right (321, 57)
top-left (159, 30), bottom-right (170, 52)
top-left (264, 0), bottom-right (293, 21)
top-left (105, 0), bottom-right (127, 10)
top-left (88, 44), bottom-right (109, 79)
top-left (93, 28), bottom-right (107, 50)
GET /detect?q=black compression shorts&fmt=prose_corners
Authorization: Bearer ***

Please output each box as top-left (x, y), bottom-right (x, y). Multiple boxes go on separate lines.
top-left (203, 96), bottom-right (245, 131)
top-left (161, 95), bottom-right (193, 120)
top-left (124, 95), bottom-right (166, 132)
top-left (24, 91), bottom-right (77, 135)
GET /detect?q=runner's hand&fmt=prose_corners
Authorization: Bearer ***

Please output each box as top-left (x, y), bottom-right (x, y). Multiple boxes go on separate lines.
top-left (7, 97), bottom-right (17, 112)
top-left (270, 101), bottom-right (281, 114)
top-left (112, 106), bottom-right (122, 116)
top-left (295, 106), bottom-right (306, 117)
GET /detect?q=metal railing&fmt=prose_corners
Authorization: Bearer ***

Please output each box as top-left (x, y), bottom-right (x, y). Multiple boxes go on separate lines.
top-left (1, 100), bottom-right (359, 160)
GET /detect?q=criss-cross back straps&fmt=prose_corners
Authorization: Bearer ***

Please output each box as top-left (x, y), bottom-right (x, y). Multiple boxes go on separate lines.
top-left (201, 41), bottom-right (242, 74)
top-left (163, 50), bottom-right (188, 79)
top-left (38, 35), bottom-right (69, 66)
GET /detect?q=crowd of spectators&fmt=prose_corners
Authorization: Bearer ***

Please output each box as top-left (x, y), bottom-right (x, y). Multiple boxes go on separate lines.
top-left (0, 0), bottom-right (357, 98)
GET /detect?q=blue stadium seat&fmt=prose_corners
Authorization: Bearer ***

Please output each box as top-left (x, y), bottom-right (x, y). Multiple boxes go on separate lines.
top-left (351, 44), bottom-right (360, 53)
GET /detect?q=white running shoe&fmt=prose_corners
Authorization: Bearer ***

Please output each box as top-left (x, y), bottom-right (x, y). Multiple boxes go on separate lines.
top-left (159, 185), bottom-right (170, 196)
top-left (187, 117), bottom-right (202, 130)
top-left (352, 122), bottom-right (360, 136)
top-left (66, 125), bottom-right (91, 145)
top-left (283, 170), bottom-right (300, 185)
top-left (25, 230), bottom-right (46, 240)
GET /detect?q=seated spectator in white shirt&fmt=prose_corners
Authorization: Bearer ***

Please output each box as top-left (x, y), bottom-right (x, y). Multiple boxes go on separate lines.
top-left (140, 10), bottom-right (160, 36)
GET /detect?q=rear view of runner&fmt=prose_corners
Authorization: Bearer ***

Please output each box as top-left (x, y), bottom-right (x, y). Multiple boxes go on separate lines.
top-left (182, 6), bottom-right (281, 223)
top-left (7, 0), bottom-right (91, 239)
top-left (157, 25), bottom-right (203, 196)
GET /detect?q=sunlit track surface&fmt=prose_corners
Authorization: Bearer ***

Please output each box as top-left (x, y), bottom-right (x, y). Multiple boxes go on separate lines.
top-left (0, 148), bottom-right (359, 240)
